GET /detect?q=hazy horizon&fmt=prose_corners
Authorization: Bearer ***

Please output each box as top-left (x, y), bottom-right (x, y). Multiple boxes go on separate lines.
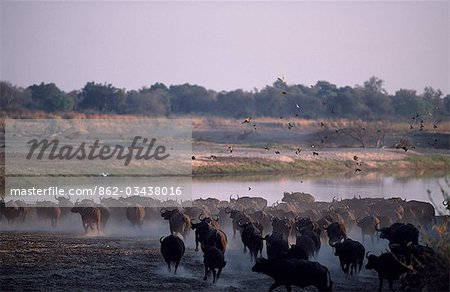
top-left (1, 1), bottom-right (448, 95)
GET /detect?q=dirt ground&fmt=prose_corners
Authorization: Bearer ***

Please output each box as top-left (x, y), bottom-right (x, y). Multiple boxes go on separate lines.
top-left (0, 223), bottom-right (393, 292)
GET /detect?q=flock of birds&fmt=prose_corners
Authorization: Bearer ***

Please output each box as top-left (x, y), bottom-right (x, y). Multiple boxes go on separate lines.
top-left (192, 75), bottom-right (443, 175)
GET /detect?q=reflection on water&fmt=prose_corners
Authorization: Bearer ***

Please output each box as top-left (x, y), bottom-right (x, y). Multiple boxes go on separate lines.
top-left (192, 175), bottom-right (449, 214)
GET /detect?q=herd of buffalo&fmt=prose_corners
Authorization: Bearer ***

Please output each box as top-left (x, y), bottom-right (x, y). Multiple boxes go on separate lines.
top-left (1, 192), bottom-right (449, 291)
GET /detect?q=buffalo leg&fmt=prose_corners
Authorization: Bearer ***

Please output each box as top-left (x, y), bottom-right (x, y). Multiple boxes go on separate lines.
top-left (217, 267), bottom-right (222, 281)
top-left (268, 282), bottom-right (282, 292)
top-left (212, 268), bottom-right (217, 283)
top-left (174, 260), bottom-right (179, 274)
top-left (378, 276), bottom-right (383, 291)
top-left (203, 264), bottom-right (208, 280)
top-left (284, 284), bottom-right (292, 292)
top-left (167, 262), bottom-right (171, 272)
top-left (388, 279), bottom-right (394, 290)
top-left (83, 223), bottom-right (89, 234)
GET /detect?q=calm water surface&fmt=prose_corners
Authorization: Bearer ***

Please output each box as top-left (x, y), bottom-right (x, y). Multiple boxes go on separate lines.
top-left (192, 175), bottom-right (449, 214)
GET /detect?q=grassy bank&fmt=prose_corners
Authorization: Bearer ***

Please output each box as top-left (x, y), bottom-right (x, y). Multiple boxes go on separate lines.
top-left (192, 153), bottom-right (450, 177)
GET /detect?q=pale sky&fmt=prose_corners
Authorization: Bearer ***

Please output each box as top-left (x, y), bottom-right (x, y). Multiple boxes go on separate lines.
top-left (1, 1), bottom-right (449, 95)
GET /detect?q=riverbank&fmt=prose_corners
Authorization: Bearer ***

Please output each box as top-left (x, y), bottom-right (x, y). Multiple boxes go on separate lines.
top-left (192, 145), bottom-right (449, 177)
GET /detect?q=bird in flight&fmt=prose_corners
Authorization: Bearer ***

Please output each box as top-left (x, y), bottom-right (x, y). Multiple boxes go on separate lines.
top-left (277, 76), bottom-right (286, 85)
top-left (242, 117), bottom-right (252, 124)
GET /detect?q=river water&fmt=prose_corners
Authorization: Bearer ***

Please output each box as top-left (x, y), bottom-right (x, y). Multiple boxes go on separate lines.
top-left (192, 175), bottom-right (449, 214)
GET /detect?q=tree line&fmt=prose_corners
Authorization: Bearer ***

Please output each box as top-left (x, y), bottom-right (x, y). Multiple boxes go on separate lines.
top-left (1, 77), bottom-right (448, 121)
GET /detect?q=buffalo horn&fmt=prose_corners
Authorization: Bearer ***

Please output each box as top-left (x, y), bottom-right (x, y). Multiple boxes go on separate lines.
top-left (199, 213), bottom-right (205, 221)
top-left (375, 222), bottom-right (382, 231)
top-left (366, 251), bottom-right (370, 259)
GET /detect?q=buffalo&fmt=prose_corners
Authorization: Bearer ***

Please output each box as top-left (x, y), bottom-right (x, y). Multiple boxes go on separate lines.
top-left (263, 232), bottom-right (289, 260)
top-left (324, 222), bottom-right (347, 245)
top-left (35, 201), bottom-right (62, 228)
top-left (295, 228), bottom-right (321, 259)
top-left (191, 215), bottom-right (227, 254)
top-left (160, 208), bottom-right (191, 238)
top-left (330, 238), bottom-right (365, 276)
top-left (271, 217), bottom-right (293, 242)
top-left (202, 245), bottom-right (227, 283)
top-left (356, 215), bottom-right (380, 243)
top-left (225, 207), bottom-right (251, 239)
top-left (376, 222), bottom-right (419, 247)
top-left (160, 234), bottom-right (185, 274)
top-left (239, 220), bottom-right (263, 261)
top-left (252, 257), bottom-right (332, 291)
top-left (365, 252), bottom-right (410, 291)
top-left (0, 199), bottom-right (23, 225)
top-left (71, 206), bottom-right (102, 234)
top-left (126, 204), bottom-right (146, 229)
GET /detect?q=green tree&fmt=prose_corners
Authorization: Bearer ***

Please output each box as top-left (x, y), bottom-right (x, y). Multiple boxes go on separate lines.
top-left (360, 77), bottom-right (392, 119)
top-left (168, 84), bottom-right (215, 115)
top-left (215, 89), bottom-right (255, 117)
top-left (392, 89), bottom-right (433, 118)
top-left (28, 82), bottom-right (73, 112)
top-left (79, 82), bottom-right (126, 113)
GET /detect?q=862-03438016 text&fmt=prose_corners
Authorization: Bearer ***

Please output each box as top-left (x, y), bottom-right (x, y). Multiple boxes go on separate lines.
top-left (8, 186), bottom-right (184, 197)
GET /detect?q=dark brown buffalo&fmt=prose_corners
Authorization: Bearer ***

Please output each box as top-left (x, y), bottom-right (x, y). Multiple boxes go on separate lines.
top-left (230, 194), bottom-right (267, 211)
top-left (324, 222), bottom-right (347, 245)
top-left (365, 252), bottom-right (410, 291)
top-left (191, 215), bottom-right (227, 253)
top-left (356, 215), bottom-right (380, 243)
top-left (202, 245), bottom-right (227, 283)
top-left (404, 200), bottom-right (435, 228)
top-left (126, 204), bottom-right (146, 228)
top-left (252, 258), bottom-right (332, 292)
top-left (239, 220), bottom-right (263, 261)
top-left (282, 191), bottom-right (315, 204)
top-left (263, 232), bottom-right (289, 260)
top-left (225, 207), bottom-right (251, 239)
top-left (376, 222), bottom-right (419, 247)
top-left (35, 201), bottom-right (62, 228)
top-left (295, 228), bottom-right (321, 259)
top-left (271, 217), bottom-right (293, 241)
top-left (330, 238), bottom-right (365, 276)
top-left (71, 206), bottom-right (102, 234)
top-left (0, 199), bottom-right (23, 225)
top-left (54, 195), bottom-right (73, 217)
top-left (249, 210), bottom-right (272, 235)
top-left (160, 208), bottom-right (191, 238)
top-left (160, 234), bottom-right (185, 274)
